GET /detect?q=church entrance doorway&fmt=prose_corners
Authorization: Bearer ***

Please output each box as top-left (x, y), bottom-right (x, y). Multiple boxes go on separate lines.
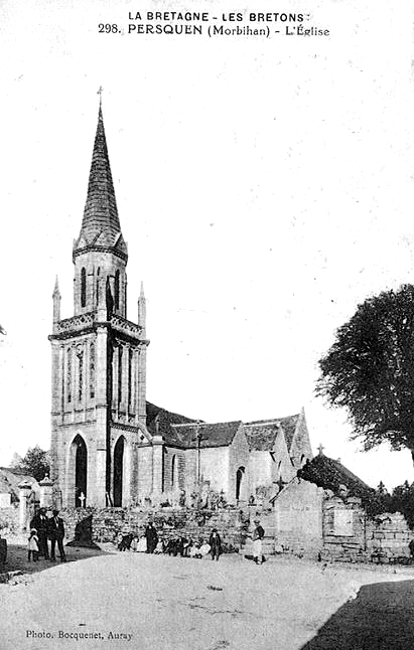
top-left (113, 436), bottom-right (125, 507)
top-left (74, 434), bottom-right (87, 508)
top-left (236, 466), bottom-right (245, 501)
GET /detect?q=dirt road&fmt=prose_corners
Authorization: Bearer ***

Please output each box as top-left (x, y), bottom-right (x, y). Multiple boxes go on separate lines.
top-left (0, 549), bottom-right (413, 650)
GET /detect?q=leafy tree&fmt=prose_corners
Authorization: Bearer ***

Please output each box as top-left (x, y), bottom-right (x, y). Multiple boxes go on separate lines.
top-left (317, 284), bottom-right (414, 465)
top-left (10, 445), bottom-right (50, 482)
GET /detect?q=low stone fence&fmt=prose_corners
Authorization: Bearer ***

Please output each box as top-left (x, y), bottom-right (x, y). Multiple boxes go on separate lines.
top-left (321, 496), bottom-right (412, 564)
top-left (366, 513), bottom-right (412, 564)
top-left (61, 507), bottom-right (250, 552)
top-left (273, 479), bottom-right (414, 564)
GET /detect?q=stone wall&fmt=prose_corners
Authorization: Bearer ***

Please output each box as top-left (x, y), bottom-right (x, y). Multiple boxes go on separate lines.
top-left (321, 496), bottom-right (413, 564)
top-left (200, 447), bottom-right (229, 495)
top-left (274, 480), bottom-right (324, 559)
top-left (366, 513), bottom-right (412, 563)
top-left (0, 506), bottom-right (19, 538)
top-left (61, 507), bottom-right (248, 552)
top-left (249, 451), bottom-right (271, 494)
top-left (322, 496), bottom-right (366, 562)
top-left (272, 479), bottom-right (414, 564)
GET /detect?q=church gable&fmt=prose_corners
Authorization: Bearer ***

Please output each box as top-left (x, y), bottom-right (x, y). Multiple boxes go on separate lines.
top-left (279, 414), bottom-right (301, 451)
top-left (288, 410), bottom-right (313, 468)
top-left (270, 429), bottom-right (297, 485)
top-left (245, 417), bottom-right (305, 493)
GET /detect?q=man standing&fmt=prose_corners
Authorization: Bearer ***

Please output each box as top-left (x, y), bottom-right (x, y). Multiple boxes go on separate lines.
top-left (252, 518), bottom-right (265, 565)
top-left (208, 528), bottom-right (222, 561)
top-left (145, 522), bottom-right (158, 554)
top-left (48, 509), bottom-right (66, 562)
top-left (30, 508), bottom-right (49, 559)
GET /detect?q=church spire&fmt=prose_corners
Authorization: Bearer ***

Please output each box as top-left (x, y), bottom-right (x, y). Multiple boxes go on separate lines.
top-left (73, 104), bottom-right (127, 262)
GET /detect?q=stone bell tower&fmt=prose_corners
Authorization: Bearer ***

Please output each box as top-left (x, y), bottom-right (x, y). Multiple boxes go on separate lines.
top-left (48, 103), bottom-right (158, 509)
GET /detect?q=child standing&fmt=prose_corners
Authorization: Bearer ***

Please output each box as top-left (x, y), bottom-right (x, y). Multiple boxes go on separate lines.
top-left (28, 528), bottom-right (39, 562)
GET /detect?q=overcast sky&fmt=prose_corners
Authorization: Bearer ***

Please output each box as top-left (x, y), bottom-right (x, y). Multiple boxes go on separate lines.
top-left (1, 0), bottom-right (414, 488)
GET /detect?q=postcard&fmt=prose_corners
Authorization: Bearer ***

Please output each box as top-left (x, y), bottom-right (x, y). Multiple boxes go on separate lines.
top-left (0, 0), bottom-right (413, 648)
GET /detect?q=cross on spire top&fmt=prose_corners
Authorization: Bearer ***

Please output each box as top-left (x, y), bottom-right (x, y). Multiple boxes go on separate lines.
top-left (97, 85), bottom-right (104, 106)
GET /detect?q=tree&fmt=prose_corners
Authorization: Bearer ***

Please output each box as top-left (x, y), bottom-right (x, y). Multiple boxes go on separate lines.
top-left (10, 445), bottom-right (50, 482)
top-left (317, 284), bottom-right (414, 465)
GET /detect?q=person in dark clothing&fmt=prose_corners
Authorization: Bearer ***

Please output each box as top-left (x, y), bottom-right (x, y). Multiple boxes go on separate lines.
top-left (119, 533), bottom-right (133, 551)
top-left (30, 508), bottom-right (49, 559)
top-left (252, 519), bottom-right (265, 565)
top-left (208, 529), bottom-right (222, 561)
top-left (48, 510), bottom-right (66, 562)
top-left (145, 522), bottom-right (158, 554)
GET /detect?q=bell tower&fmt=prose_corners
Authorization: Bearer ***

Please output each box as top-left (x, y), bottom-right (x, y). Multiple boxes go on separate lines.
top-left (49, 103), bottom-right (153, 509)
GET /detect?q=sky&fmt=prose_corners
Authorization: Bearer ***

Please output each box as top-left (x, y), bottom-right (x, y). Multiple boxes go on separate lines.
top-left (1, 0), bottom-right (414, 488)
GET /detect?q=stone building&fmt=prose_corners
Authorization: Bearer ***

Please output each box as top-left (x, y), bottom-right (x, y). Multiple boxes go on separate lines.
top-left (49, 106), bottom-right (313, 509)
top-left (0, 468), bottom-right (39, 507)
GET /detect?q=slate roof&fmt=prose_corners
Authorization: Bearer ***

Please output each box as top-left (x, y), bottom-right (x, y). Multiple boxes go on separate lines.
top-left (244, 421), bottom-right (282, 452)
top-left (146, 401), bottom-right (198, 439)
top-left (297, 454), bottom-right (372, 498)
top-left (169, 421), bottom-right (242, 449)
top-left (146, 402), bottom-right (242, 449)
top-left (0, 468), bottom-right (38, 501)
top-left (73, 106), bottom-right (127, 259)
top-left (245, 414), bottom-right (300, 452)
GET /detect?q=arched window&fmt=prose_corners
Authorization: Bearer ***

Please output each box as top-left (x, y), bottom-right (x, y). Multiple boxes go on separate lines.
top-left (114, 269), bottom-right (120, 311)
top-left (118, 346), bottom-right (123, 405)
top-left (128, 348), bottom-right (133, 412)
top-left (236, 466), bottom-right (245, 501)
top-left (72, 434), bottom-right (87, 508)
top-left (89, 342), bottom-right (95, 399)
top-left (77, 349), bottom-right (84, 401)
top-left (113, 436), bottom-right (125, 507)
top-left (81, 267), bottom-right (86, 308)
top-left (171, 455), bottom-right (176, 488)
top-left (96, 267), bottom-right (100, 307)
top-left (67, 348), bottom-right (72, 403)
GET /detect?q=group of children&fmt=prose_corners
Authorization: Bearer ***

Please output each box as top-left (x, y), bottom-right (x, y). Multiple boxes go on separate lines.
top-left (116, 528), bottom-right (223, 560)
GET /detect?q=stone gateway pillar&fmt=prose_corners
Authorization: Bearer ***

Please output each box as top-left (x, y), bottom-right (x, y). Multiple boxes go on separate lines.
top-left (18, 481), bottom-right (33, 532)
top-left (39, 475), bottom-right (54, 508)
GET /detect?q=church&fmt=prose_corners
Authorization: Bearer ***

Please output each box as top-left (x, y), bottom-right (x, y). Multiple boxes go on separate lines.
top-left (49, 105), bottom-right (313, 510)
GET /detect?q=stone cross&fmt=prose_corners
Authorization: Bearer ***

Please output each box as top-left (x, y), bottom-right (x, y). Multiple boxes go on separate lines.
top-left (79, 492), bottom-right (86, 508)
top-left (318, 443), bottom-right (325, 456)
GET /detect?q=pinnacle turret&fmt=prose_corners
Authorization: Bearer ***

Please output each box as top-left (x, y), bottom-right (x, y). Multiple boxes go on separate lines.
top-left (138, 281), bottom-right (146, 332)
top-left (52, 275), bottom-right (61, 327)
top-left (52, 275), bottom-right (61, 298)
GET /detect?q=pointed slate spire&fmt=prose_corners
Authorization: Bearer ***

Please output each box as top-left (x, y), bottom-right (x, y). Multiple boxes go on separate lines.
top-left (73, 105), bottom-right (127, 261)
